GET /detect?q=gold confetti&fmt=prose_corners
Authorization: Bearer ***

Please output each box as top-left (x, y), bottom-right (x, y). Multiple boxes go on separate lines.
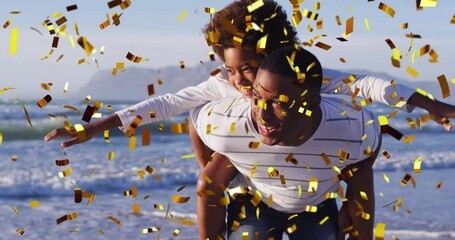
top-left (305, 205), bottom-right (318, 212)
top-left (133, 203), bottom-right (140, 214)
top-left (56, 212), bottom-right (78, 225)
top-left (436, 181), bottom-right (443, 189)
top-left (413, 156), bottom-right (422, 173)
top-left (345, 16), bottom-right (354, 35)
top-left (16, 229), bottom-right (25, 235)
top-left (107, 151), bottom-right (115, 160)
top-left (451, 14), bottom-right (455, 24)
top-left (123, 184), bottom-right (138, 197)
top-left (419, 0), bottom-right (437, 7)
top-left (292, 10), bottom-right (302, 27)
top-left (364, 17), bottom-right (370, 32)
top-left (77, 36), bottom-right (95, 56)
top-left (74, 124), bottom-right (86, 142)
top-left (315, 41), bottom-right (331, 50)
top-left (247, 0), bottom-right (264, 12)
top-left (172, 194), bottom-right (190, 203)
top-left (10, 28), bottom-right (18, 55)
top-left (375, 223), bottom-right (386, 240)
top-left (142, 227), bottom-right (161, 234)
top-left (403, 135), bottom-right (416, 144)
top-left (249, 141), bottom-right (261, 149)
top-left (437, 74), bottom-right (450, 98)
top-left (303, 9), bottom-right (318, 20)
top-left (360, 191), bottom-right (369, 200)
top-left (173, 228), bottom-right (180, 237)
top-left (29, 200), bottom-right (40, 208)
top-left (11, 155), bottom-right (18, 161)
top-left (55, 159), bottom-right (69, 166)
top-left (177, 10), bottom-right (188, 22)
top-left (378, 2), bottom-right (395, 17)
top-left (320, 153), bottom-right (331, 165)
top-left (400, 173), bottom-right (416, 189)
top-left (3, 18), bottom-right (11, 29)
top-left (108, 216), bottom-right (122, 227)
top-left (287, 224), bottom-right (297, 234)
top-left (58, 167), bottom-right (72, 177)
top-left (335, 15), bottom-right (342, 26)
top-left (154, 204), bottom-right (164, 210)
top-left (126, 52), bottom-right (142, 63)
top-left (13, 206), bottom-right (19, 215)
top-left (129, 136), bottom-right (137, 150)
top-left (319, 216), bottom-right (329, 225)
top-left (308, 178), bottom-right (318, 193)
top-left (406, 66), bottom-right (419, 78)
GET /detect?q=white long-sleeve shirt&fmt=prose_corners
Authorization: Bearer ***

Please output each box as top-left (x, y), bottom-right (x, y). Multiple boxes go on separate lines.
top-left (115, 65), bottom-right (416, 129)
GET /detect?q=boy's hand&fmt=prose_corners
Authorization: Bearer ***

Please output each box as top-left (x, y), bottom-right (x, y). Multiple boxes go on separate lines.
top-left (44, 124), bottom-right (95, 148)
top-left (407, 93), bottom-right (455, 131)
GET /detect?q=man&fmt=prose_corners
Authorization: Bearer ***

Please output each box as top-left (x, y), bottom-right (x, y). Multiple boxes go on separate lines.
top-left (191, 46), bottom-right (381, 239)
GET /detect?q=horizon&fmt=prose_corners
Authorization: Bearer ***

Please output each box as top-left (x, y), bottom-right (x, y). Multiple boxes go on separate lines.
top-left (0, 0), bottom-right (454, 100)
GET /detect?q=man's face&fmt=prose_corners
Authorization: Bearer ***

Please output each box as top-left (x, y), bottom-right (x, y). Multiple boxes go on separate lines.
top-left (251, 68), bottom-right (306, 146)
top-left (224, 48), bottom-right (263, 99)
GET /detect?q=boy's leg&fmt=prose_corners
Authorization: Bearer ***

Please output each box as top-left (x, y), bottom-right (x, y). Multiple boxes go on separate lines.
top-left (189, 118), bottom-right (213, 170)
top-left (197, 153), bottom-right (238, 239)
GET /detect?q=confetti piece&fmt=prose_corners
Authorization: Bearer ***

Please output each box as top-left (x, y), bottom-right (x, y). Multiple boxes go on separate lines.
top-left (250, 191), bottom-right (262, 207)
top-left (378, 2), bottom-right (395, 17)
top-left (315, 42), bottom-right (331, 50)
top-left (360, 191), bottom-right (369, 200)
top-left (124, 185), bottom-right (137, 198)
top-left (292, 10), bottom-right (302, 27)
top-left (10, 28), bottom-right (18, 55)
top-left (16, 229), bottom-right (25, 235)
top-left (308, 178), bottom-right (318, 193)
top-left (55, 159), bottom-right (69, 166)
top-left (108, 151), bottom-right (115, 160)
top-left (436, 181), bottom-right (443, 189)
top-left (13, 206), bottom-right (19, 215)
top-left (177, 10), bottom-right (188, 22)
top-left (11, 155), bottom-right (18, 161)
top-left (58, 167), bottom-right (72, 177)
top-left (419, 0), bottom-right (437, 7)
top-left (22, 105), bottom-right (32, 127)
top-left (364, 17), bottom-right (370, 32)
top-left (413, 156), bottom-right (422, 173)
top-left (66, 4), bottom-right (78, 11)
top-left (124, 52), bottom-right (143, 63)
top-left (400, 173), bottom-right (416, 189)
top-left (142, 227), bottom-right (161, 234)
top-left (77, 36), bottom-right (94, 56)
top-left (129, 136), bottom-right (137, 150)
top-left (3, 18), bottom-right (11, 29)
top-left (406, 66), bottom-right (419, 78)
top-left (451, 14), bottom-right (455, 24)
top-left (375, 223), bottom-right (386, 240)
top-left (303, 9), bottom-right (318, 20)
top-left (133, 203), bottom-right (140, 214)
top-left (437, 75), bottom-right (450, 98)
top-left (345, 16), bottom-right (354, 35)
top-left (74, 124), bottom-right (86, 141)
top-left (108, 216), bottom-right (122, 227)
top-left (56, 212), bottom-right (78, 224)
top-left (305, 205), bottom-right (318, 212)
top-left (247, 0), bottom-right (264, 12)
top-left (142, 129), bottom-right (150, 146)
top-left (249, 141), bottom-right (261, 149)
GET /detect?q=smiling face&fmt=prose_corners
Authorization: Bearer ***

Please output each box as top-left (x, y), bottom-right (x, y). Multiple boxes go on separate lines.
top-left (224, 48), bottom-right (264, 99)
top-left (251, 68), bottom-right (321, 146)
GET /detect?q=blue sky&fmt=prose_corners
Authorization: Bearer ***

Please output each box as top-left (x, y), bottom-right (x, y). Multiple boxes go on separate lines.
top-left (1, 0), bottom-right (454, 99)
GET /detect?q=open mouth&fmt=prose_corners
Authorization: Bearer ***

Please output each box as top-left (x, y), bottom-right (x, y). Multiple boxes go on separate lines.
top-left (239, 86), bottom-right (253, 96)
top-left (257, 123), bottom-right (280, 136)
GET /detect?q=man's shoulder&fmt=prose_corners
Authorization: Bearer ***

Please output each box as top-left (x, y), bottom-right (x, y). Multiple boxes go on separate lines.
top-left (320, 96), bottom-right (374, 120)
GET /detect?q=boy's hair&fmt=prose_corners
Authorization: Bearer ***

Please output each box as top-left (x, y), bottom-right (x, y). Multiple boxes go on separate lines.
top-left (259, 45), bottom-right (323, 95)
top-left (203, 0), bottom-right (298, 61)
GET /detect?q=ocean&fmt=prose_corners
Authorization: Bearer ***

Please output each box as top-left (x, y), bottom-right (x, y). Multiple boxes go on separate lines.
top-left (0, 99), bottom-right (454, 240)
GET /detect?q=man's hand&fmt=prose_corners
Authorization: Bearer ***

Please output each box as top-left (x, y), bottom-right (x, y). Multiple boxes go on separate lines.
top-left (338, 202), bottom-right (353, 240)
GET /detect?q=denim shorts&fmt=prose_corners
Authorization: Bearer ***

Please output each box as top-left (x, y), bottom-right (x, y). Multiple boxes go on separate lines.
top-left (227, 195), bottom-right (339, 240)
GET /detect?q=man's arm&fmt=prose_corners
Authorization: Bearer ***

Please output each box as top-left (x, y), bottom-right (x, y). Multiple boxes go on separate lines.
top-left (197, 153), bottom-right (238, 240)
top-left (339, 138), bottom-right (381, 240)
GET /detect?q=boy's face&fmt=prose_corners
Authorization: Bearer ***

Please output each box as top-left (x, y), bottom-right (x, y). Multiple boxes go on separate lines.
top-left (251, 68), bottom-right (308, 146)
top-left (224, 48), bottom-right (263, 99)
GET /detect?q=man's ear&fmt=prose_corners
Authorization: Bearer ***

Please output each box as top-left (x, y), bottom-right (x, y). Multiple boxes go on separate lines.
top-left (302, 94), bottom-right (321, 110)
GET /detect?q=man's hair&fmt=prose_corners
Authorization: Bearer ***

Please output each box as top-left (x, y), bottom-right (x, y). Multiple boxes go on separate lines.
top-left (203, 0), bottom-right (298, 61)
top-left (259, 45), bottom-right (323, 94)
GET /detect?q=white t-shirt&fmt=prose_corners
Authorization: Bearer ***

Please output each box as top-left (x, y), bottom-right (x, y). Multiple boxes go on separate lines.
top-left (115, 65), bottom-right (415, 130)
top-left (191, 97), bottom-right (380, 213)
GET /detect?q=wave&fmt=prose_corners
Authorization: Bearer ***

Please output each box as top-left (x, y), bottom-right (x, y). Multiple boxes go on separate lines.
top-left (0, 167), bottom-right (199, 198)
top-left (385, 230), bottom-right (455, 239)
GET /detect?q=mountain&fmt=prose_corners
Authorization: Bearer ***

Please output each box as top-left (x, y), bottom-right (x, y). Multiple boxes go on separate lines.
top-left (76, 63), bottom-right (447, 102)
top-left (76, 60), bottom-right (223, 101)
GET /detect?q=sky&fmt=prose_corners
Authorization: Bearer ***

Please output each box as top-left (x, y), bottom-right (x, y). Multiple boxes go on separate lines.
top-left (0, 0), bottom-right (455, 99)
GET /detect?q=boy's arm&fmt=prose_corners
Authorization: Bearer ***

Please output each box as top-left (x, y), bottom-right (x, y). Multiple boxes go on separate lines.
top-left (197, 153), bottom-right (238, 240)
top-left (321, 69), bottom-right (416, 112)
top-left (115, 68), bottom-right (239, 130)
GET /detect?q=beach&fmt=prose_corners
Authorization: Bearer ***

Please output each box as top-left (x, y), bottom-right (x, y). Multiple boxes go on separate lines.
top-left (1, 101), bottom-right (454, 239)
